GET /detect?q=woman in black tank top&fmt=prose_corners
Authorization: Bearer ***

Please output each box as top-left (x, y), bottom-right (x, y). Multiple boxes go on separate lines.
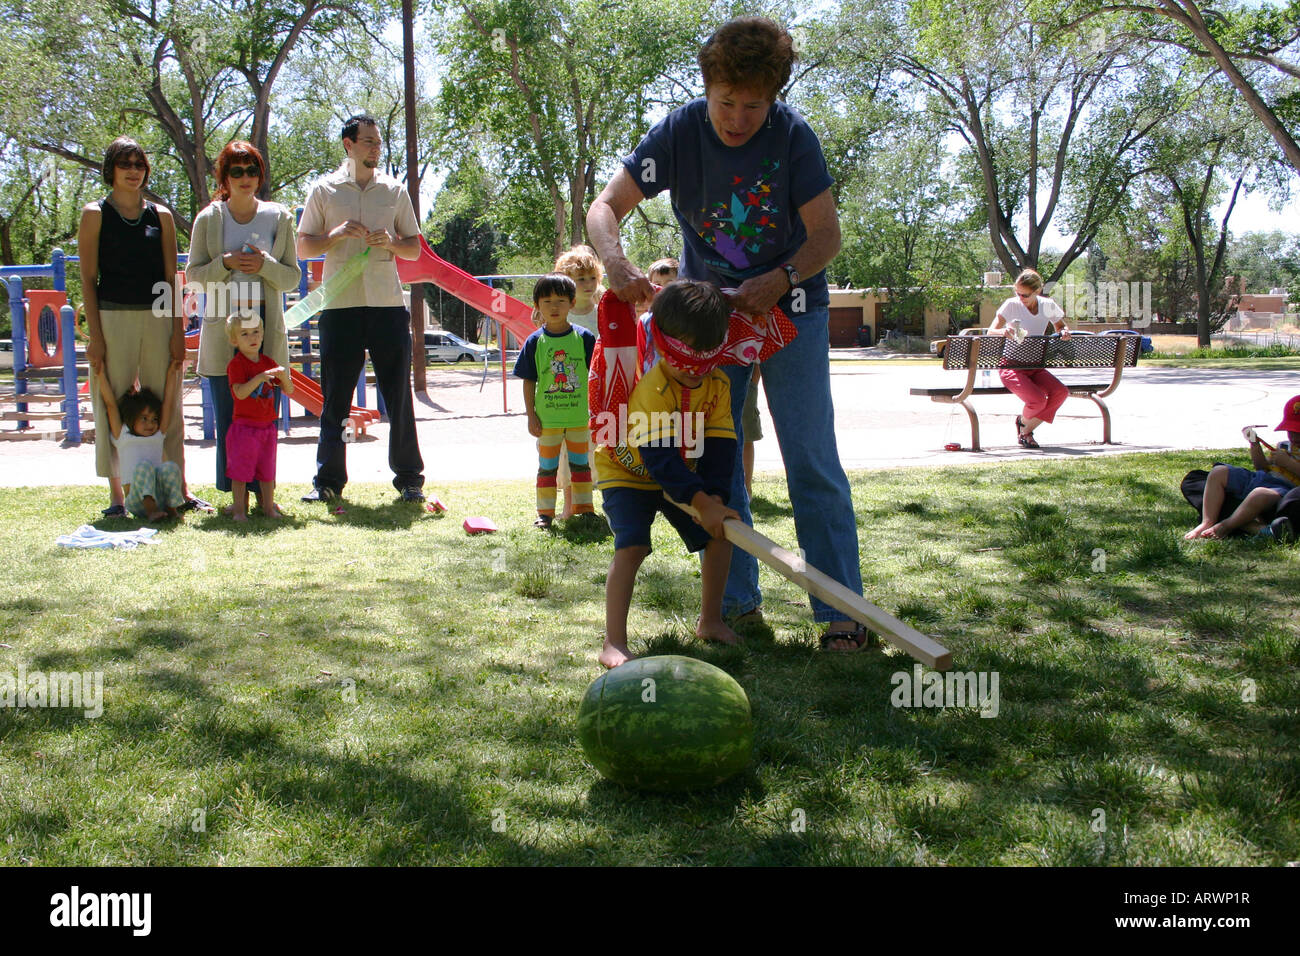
top-left (78, 137), bottom-right (189, 514)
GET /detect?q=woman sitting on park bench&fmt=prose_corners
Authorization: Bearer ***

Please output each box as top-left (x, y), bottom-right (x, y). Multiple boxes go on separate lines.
top-left (987, 268), bottom-right (1071, 449)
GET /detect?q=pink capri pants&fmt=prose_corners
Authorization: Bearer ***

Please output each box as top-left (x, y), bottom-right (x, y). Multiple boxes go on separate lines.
top-left (999, 368), bottom-right (1068, 423)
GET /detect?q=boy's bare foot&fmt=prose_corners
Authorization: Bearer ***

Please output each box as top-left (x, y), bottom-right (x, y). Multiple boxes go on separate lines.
top-left (232, 512), bottom-right (249, 523)
top-left (146, 509), bottom-right (168, 522)
top-left (1184, 522), bottom-right (1212, 540)
top-left (696, 618), bottom-right (741, 646)
top-left (1203, 522), bottom-right (1231, 539)
top-left (262, 503), bottom-right (284, 519)
top-left (599, 638), bottom-right (635, 669)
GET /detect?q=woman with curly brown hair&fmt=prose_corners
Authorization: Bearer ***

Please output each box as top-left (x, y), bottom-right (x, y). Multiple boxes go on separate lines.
top-left (186, 141), bottom-right (299, 510)
top-left (587, 16), bottom-right (867, 651)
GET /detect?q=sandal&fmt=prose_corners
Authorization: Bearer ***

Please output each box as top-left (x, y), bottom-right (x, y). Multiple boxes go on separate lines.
top-left (820, 624), bottom-right (870, 652)
top-left (534, 514), bottom-right (553, 529)
top-left (182, 495), bottom-right (215, 513)
top-left (101, 504), bottom-right (127, 518)
top-left (1016, 417), bottom-right (1040, 448)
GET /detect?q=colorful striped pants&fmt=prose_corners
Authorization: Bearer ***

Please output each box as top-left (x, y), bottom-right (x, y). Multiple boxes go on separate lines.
top-left (537, 427), bottom-right (592, 517)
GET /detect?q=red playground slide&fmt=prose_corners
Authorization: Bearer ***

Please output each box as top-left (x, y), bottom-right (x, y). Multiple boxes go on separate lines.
top-left (188, 330), bottom-right (378, 434)
top-left (396, 236), bottom-right (537, 344)
top-left (288, 368), bottom-right (380, 434)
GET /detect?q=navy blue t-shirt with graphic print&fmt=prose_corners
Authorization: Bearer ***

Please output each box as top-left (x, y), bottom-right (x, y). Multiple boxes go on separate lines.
top-left (621, 98), bottom-right (833, 315)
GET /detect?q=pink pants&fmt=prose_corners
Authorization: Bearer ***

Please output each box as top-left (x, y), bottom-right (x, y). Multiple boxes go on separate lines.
top-left (226, 420), bottom-right (277, 483)
top-left (1000, 368), bottom-right (1068, 423)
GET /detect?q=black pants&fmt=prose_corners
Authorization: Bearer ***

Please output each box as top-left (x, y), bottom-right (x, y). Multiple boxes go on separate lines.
top-left (313, 306), bottom-right (423, 493)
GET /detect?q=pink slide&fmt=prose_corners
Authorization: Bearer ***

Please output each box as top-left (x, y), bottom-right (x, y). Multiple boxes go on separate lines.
top-left (396, 236), bottom-right (536, 344)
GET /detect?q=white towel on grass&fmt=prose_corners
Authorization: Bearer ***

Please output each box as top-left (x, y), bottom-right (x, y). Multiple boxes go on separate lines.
top-left (56, 525), bottom-right (161, 550)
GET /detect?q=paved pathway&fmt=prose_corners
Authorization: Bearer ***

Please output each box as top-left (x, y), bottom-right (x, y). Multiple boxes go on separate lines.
top-left (2, 362), bottom-right (1297, 489)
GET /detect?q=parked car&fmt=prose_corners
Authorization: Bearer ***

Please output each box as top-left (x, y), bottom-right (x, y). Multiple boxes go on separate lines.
top-left (424, 330), bottom-right (488, 363)
top-left (1101, 328), bottom-right (1154, 354)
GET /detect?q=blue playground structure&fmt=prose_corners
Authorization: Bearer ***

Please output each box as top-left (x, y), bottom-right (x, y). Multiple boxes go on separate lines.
top-left (0, 239), bottom-right (388, 446)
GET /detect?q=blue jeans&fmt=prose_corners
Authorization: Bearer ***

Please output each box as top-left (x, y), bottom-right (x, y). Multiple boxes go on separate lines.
top-left (719, 304), bottom-right (863, 621)
top-left (209, 374), bottom-right (234, 493)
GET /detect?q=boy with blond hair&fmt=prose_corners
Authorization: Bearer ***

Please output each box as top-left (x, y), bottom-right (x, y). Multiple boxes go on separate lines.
top-left (554, 245), bottom-right (603, 332)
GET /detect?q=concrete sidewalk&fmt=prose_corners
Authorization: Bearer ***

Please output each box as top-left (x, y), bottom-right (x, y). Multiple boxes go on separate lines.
top-left (1, 362), bottom-right (1297, 490)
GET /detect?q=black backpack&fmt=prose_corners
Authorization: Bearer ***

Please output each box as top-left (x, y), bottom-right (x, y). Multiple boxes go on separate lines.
top-left (1180, 466), bottom-right (1246, 523)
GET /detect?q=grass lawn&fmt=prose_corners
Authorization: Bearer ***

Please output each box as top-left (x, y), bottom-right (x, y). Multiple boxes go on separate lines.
top-left (1140, 357), bottom-right (1300, 371)
top-left (1, 452), bottom-right (1297, 866)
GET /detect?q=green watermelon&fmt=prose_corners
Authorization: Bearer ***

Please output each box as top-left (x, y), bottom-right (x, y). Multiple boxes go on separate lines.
top-left (577, 655), bottom-right (753, 791)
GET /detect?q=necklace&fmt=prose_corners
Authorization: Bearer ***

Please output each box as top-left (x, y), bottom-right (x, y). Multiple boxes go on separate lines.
top-left (108, 196), bottom-right (145, 227)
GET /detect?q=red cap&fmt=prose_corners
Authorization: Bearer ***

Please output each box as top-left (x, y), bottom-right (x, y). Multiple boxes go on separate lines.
top-left (1277, 394), bottom-right (1300, 432)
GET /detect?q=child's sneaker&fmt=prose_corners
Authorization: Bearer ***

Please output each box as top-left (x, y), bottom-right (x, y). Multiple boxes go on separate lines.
top-left (534, 514), bottom-right (553, 530)
top-left (1260, 516), bottom-right (1296, 543)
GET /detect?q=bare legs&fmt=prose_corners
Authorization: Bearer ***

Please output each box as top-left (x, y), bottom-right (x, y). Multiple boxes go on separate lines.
top-left (1186, 466), bottom-right (1280, 539)
top-left (601, 539), bottom-right (740, 669)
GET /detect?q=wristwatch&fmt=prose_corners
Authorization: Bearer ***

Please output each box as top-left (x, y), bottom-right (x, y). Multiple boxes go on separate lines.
top-left (781, 262), bottom-right (800, 288)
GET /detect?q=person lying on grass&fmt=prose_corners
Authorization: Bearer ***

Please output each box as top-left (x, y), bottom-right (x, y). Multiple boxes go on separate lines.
top-left (96, 360), bottom-right (185, 522)
top-left (1185, 394), bottom-right (1300, 540)
top-left (594, 280), bottom-right (742, 668)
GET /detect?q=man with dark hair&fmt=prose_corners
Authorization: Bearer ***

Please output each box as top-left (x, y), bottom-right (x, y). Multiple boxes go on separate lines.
top-left (594, 279), bottom-right (741, 668)
top-left (297, 114), bottom-right (426, 502)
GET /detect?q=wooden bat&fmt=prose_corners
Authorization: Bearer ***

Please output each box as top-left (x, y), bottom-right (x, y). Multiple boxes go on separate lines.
top-left (671, 496), bottom-right (953, 669)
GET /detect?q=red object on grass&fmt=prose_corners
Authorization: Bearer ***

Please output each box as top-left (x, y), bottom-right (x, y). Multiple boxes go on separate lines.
top-left (463, 516), bottom-right (497, 534)
top-left (426, 496), bottom-right (448, 514)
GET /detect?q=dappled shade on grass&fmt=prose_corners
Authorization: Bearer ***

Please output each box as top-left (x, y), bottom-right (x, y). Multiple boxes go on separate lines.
top-left (0, 453), bottom-right (1296, 865)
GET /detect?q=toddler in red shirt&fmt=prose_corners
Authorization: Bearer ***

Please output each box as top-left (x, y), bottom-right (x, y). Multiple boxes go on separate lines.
top-left (226, 309), bottom-right (293, 520)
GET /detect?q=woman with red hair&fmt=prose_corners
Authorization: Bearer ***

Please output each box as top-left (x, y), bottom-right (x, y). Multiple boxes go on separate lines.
top-left (186, 142), bottom-right (299, 511)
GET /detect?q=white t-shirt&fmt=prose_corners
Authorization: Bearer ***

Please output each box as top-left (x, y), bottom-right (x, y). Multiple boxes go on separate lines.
top-left (113, 430), bottom-right (165, 483)
top-left (996, 295), bottom-right (1065, 336)
top-left (221, 202), bottom-right (281, 308)
top-left (568, 303), bottom-right (598, 332)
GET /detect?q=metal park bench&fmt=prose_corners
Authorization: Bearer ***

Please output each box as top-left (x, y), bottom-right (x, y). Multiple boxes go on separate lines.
top-left (909, 333), bottom-right (1141, 451)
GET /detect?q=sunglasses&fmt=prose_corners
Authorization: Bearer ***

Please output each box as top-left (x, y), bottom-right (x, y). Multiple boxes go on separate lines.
top-left (227, 164), bottom-right (260, 179)
top-left (115, 160), bottom-right (147, 170)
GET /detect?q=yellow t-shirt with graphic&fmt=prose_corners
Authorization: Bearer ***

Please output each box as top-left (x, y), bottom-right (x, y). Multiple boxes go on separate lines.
top-left (594, 362), bottom-right (734, 491)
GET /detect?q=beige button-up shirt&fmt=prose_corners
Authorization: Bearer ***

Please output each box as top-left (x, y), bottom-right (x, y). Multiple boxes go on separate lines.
top-left (298, 163), bottom-right (420, 310)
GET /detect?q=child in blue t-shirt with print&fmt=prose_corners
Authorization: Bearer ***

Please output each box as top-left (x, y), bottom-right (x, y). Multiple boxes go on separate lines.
top-left (513, 274), bottom-right (598, 529)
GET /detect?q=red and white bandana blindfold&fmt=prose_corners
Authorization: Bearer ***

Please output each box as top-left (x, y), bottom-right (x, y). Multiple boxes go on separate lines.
top-left (647, 288), bottom-right (798, 378)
